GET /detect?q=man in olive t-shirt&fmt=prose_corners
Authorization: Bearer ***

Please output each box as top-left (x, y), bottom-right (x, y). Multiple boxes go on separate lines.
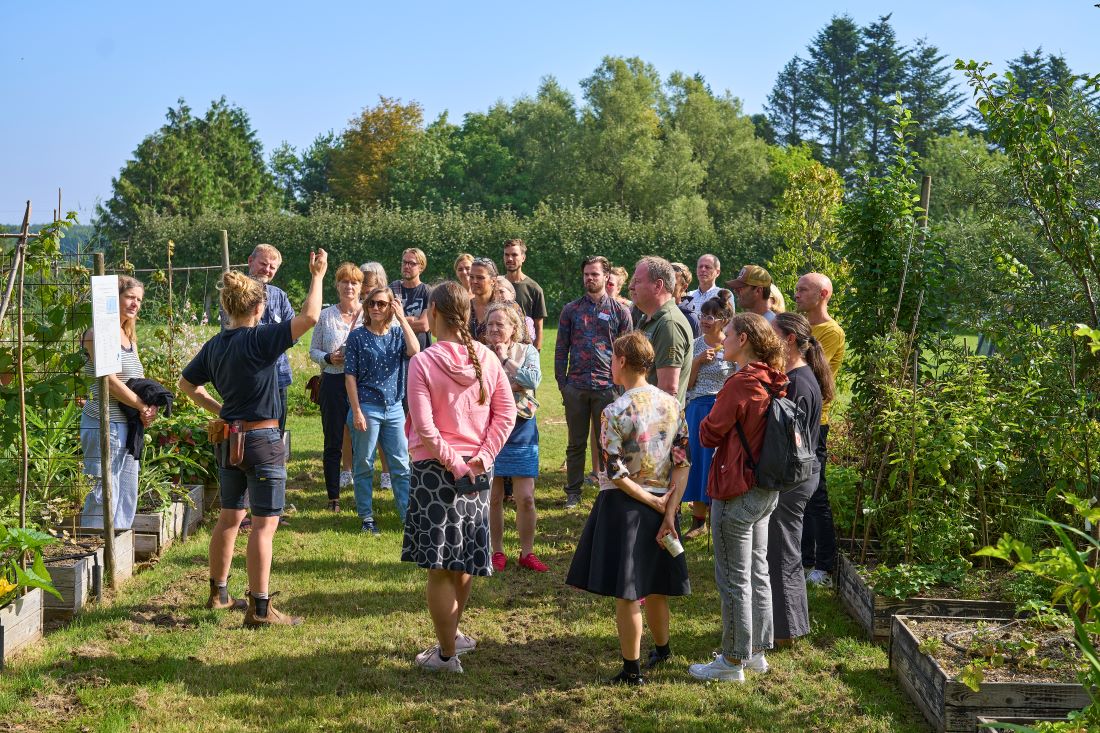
top-left (630, 256), bottom-right (693, 406)
top-left (503, 238), bottom-right (548, 351)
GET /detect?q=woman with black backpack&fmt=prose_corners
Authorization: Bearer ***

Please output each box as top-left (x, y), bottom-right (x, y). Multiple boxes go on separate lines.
top-left (688, 312), bottom-right (788, 683)
top-left (767, 312), bottom-right (833, 648)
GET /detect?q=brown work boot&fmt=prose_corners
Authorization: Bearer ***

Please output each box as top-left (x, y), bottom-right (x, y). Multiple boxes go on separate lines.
top-left (205, 579), bottom-right (247, 610)
top-left (243, 591), bottom-right (303, 628)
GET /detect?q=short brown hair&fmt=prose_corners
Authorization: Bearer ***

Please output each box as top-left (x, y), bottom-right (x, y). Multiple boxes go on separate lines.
top-left (335, 262), bottom-right (364, 283)
top-left (582, 256), bottom-right (610, 274)
top-left (613, 331), bottom-right (655, 373)
top-left (504, 238), bottom-right (527, 253)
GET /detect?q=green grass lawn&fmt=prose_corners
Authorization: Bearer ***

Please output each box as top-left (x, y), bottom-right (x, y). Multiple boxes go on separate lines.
top-left (0, 329), bottom-right (927, 732)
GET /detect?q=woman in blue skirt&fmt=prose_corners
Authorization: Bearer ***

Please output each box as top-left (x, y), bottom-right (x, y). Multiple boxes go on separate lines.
top-left (482, 303), bottom-right (548, 573)
top-left (682, 289), bottom-right (735, 540)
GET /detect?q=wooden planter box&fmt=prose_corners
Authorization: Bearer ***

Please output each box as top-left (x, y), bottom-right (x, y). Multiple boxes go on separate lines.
top-left (44, 548), bottom-right (103, 621)
top-left (890, 615), bottom-right (1091, 732)
top-left (133, 508), bottom-right (174, 559)
top-left (71, 528), bottom-right (135, 584)
top-left (836, 551), bottom-right (1018, 644)
top-left (0, 588), bottom-right (43, 668)
top-left (175, 484), bottom-right (204, 539)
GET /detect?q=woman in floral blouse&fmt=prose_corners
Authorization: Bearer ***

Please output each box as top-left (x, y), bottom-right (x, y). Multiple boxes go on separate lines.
top-left (566, 331), bottom-right (691, 686)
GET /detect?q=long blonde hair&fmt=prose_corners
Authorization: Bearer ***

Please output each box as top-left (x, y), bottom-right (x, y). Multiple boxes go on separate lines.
top-left (118, 275), bottom-right (144, 343)
top-left (430, 281), bottom-right (486, 404)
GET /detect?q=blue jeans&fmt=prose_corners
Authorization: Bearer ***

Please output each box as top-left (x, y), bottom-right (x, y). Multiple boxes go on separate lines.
top-left (712, 487), bottom-right (780, 660)
top-left (80, 414), bottom-right (139, 530)
top-left (348, 401), bottom-right (410, 521)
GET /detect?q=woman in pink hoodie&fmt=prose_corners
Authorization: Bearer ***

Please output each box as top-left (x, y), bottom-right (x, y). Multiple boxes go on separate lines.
top-left (401, 281), bottom-right (517, 673)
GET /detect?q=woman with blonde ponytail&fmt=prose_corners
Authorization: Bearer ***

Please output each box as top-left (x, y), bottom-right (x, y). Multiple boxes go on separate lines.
top-left (402, 281), bottom-right (517, 673)
top-left (180, 249), bottom-right (328, 628)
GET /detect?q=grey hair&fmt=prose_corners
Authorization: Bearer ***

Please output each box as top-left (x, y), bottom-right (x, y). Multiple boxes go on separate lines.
top-left (360, 261), bottom-right (389, 290)
top-left (638, 256), bottom-right (675, 294)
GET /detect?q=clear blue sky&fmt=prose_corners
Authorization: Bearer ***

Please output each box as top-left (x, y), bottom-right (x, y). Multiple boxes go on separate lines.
top-left (3, 1), bottom-right (1098, 223)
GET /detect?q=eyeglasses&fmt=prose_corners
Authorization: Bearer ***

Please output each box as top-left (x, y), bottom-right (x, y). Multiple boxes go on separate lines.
top-left (699, 315), bottom-right (727, 323)
top-left (401, 260), bottom-right (420, 267)
top-left (367, 300), bottom-right (391, 309)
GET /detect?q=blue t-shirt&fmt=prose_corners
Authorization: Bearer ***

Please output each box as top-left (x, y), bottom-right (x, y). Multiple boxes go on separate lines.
top-left (343, 324), bottom-right (408, 406)
top-left (181, 320), bottom-right (294, 421)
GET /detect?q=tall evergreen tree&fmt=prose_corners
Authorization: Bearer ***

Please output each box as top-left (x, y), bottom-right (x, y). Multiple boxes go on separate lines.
top-left (807, 15), bottom-right (865, 173)
top-left (904, 38), bottom-right (964, 158)
top-left (860, 14), bottom-right (908, 169)
top-left (766, 56), bottom-right (814, 147)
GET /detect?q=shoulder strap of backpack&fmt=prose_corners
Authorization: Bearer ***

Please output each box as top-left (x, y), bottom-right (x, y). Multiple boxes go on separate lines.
top-left (735, 420), bottom-right (757, 472)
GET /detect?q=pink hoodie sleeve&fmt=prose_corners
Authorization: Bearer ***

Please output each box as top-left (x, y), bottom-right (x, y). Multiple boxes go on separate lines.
top-left (407, 353), bottom-right (466, 475)
top-left (475, 354), bottom-right (518, 470)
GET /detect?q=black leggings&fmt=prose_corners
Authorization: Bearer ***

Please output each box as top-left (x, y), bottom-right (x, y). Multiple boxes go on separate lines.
top-left (800, 424), bottom-right (837, 572)
top-left (319, 372), bottom-right (349, 500)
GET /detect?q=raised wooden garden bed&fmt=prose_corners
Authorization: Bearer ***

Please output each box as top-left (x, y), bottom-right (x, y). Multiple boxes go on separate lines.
top-left (0, 588), bottom-right (43, 668)
top-left (837, 551), bottom-right (1018, 644)
top-left (133, 508), bottom-right (174, 559)
top-left (890, 615), bottom-right (1090, 732)
top-left (71, 528), bottom-right (135, 584)
top-left (44, 540), bottom-right (104, 621)
top-left (974, 716), bottom-right (1070, 732)
top-left (175, 484), bottom-right (204, 539)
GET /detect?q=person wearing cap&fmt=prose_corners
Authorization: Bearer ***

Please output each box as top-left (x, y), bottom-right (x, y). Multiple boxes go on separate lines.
top-left (728, 265), bottom-right (775, 322)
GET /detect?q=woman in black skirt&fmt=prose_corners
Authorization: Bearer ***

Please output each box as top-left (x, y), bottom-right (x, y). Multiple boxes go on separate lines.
top-left (566, 331), bottom-right (691, 685)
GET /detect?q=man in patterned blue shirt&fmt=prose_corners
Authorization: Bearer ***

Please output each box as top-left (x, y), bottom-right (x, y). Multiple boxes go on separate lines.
top-left (554, 256), bottom-right (632, 508)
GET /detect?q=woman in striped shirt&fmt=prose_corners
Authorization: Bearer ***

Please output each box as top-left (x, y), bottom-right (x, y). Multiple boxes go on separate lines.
top-left (80, 275), bottom-right (157, 530)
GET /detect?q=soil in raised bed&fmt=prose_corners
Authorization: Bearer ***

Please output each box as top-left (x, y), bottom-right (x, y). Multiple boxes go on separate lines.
top-left (42, 536), bottom-right (104, 568)
top-left (905, 617), bottom-right (1082, 684)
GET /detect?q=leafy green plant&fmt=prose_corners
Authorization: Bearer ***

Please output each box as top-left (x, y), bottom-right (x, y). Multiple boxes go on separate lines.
top-left (0, 526), bottom-right (61, 605)
top-left (867, 557), bottom-right (970, 600)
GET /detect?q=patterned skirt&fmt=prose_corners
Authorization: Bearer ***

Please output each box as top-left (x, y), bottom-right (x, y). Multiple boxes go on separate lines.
top-left (401, 459), bottom-right (493, 576)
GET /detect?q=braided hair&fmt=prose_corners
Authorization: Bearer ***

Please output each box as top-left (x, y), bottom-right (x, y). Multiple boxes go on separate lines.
top-left (430, 281), bottom-right (486, 404)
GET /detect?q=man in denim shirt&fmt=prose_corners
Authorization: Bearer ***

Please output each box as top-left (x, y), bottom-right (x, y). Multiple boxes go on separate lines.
top-left (554, 256), bottom-right (632, 508)
top-left (221, 244), bottom-right (296, 433)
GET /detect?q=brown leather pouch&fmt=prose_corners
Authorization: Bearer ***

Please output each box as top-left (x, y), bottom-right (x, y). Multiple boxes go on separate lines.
top-left (207, 419), bottom-right (228, 444)
top-left (228, 420), bottom-right (245, 467)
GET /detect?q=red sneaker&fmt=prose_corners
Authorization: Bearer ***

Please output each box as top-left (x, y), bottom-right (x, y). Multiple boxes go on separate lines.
top-left (491, 552), bottom-right (507, 572)
top-left (518, 553), bottom-right (549, 573)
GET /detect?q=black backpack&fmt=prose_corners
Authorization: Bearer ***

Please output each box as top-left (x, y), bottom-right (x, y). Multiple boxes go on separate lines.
top-left (735, 379), bottom-right (817, 492)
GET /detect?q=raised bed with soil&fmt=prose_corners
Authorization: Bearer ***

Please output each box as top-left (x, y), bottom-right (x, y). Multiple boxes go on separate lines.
top-left (890, 614), bottom-right (1090, 733)
top-left (175, 484), bottom-right (204, 539)
top-left (132, 507), bottom-right (175, 559)
top-left (42, 537), bottom-right (106, 621)
top-left (69, 528), bottom-right (135, 584)
top-left (0, 588), bottom-right (43, 668)
top-left (837, 549), bottom-right (1020, 644)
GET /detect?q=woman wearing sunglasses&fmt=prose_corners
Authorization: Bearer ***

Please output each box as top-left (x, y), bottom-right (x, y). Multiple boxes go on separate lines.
top-left (344, 286), bottom-right (421, 534)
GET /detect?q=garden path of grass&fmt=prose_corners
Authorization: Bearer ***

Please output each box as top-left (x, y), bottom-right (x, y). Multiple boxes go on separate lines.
top-left (0, 333), bottom-right (929, 732)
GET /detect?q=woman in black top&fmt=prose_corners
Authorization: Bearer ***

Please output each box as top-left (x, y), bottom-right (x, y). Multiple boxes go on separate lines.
top-left (767, 312), bottom-right (834, 646)
top-left (179, 249), bottom-right (328, 627)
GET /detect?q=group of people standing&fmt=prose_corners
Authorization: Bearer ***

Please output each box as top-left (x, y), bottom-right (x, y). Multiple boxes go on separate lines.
top-left (78, 238), bottom-right (846, 678)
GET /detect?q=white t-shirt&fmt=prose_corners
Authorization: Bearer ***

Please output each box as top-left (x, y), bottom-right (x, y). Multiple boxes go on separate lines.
top-left (683, 285), bottom-right (728, 318)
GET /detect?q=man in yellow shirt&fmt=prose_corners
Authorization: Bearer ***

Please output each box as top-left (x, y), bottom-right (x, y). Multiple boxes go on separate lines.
top-left (794, 273), bottom-right (845, 586)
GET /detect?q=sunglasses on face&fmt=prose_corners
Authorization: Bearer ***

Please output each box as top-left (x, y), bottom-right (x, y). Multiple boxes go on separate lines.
top-left (700, 315), bottom-right (726, 323)
top-left (367, 300), bottom-right (391, 309)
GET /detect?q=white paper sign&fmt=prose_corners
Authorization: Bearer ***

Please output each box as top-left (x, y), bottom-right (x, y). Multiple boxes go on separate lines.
top-left (90, 275), bottom-right (122, 377)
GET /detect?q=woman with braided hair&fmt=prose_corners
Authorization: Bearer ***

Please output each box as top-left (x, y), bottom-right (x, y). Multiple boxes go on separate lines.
top-left (402, 281), bottom-right (517, 673)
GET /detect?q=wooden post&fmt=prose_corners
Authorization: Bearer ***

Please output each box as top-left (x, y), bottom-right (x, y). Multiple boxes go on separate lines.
top-left (166, 240), bottom-right (174, 376)
top-left (221, 230), bottom-right (230, 273)
top-left (15, 203), bottom-right (30, 535)
top-left (94, 253), bottom-right (117, 589)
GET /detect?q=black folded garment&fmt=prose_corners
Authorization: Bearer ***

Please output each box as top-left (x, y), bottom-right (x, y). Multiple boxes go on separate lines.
top-left (119, 377), bottom-right (175, 461)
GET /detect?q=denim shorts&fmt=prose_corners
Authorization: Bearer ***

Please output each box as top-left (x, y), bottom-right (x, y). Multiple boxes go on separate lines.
top-left (218, 427), bottom-right (287, 516)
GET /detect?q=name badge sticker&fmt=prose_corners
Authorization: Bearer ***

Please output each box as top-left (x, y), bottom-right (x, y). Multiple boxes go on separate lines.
top-left (597, 311), bottom-right (611, 321)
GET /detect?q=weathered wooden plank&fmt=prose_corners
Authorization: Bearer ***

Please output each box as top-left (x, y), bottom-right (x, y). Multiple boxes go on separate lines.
top-left (945, 679), bottom-right (1092, 707)
top-left (891, 615), bottom-right (948, 731)
top-left (44, 551), bottom-right (100, 620)
top-left (132, 509), bottom-right (172, 558)
top-left (69, 529), bottom-right (134, 584)
top-left (0, 588), bottom-right (44, 665)
top-left (179, 484), bottom-right (204, 538)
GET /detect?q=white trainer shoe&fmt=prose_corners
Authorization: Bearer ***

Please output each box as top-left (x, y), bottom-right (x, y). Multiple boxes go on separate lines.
top-left (688, 653), bottom-right (745, 682)
top-left (339, 470), bottom-right (353, 488)
top-left (807, 569), bottom-right (834, 587)
top-left (454, 631), bottom-right (477, 655)
top-left (380, 472), bottom-right (392, 490)
top-left (743, 651), bottom-right (769, 674)
top-left (415, 645), bottom-right (464, 672)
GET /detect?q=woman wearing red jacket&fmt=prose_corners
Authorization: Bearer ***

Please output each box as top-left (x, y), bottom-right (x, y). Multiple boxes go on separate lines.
top-left (688, 312), bottom-right (788, 683)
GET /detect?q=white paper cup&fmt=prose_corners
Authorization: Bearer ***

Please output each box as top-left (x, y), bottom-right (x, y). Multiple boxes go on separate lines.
top-left (662, 533), bottom-right (685, 557)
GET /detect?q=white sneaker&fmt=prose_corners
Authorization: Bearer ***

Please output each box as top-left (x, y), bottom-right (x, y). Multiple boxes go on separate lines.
top-left (743, 651), bottom-right (769, 674)
top-left (454, 631), bottom-right (477, 655)
top-left (807, 569), bottom-right (834, 588)
top-left (380, 472), bottom-right (392, 490)
top-left (688, 653), bottom-right (745, 682)
top-left (339, 470), bottom-right (353, 488)
top-left (415, 645), bottom-right (463, 673)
